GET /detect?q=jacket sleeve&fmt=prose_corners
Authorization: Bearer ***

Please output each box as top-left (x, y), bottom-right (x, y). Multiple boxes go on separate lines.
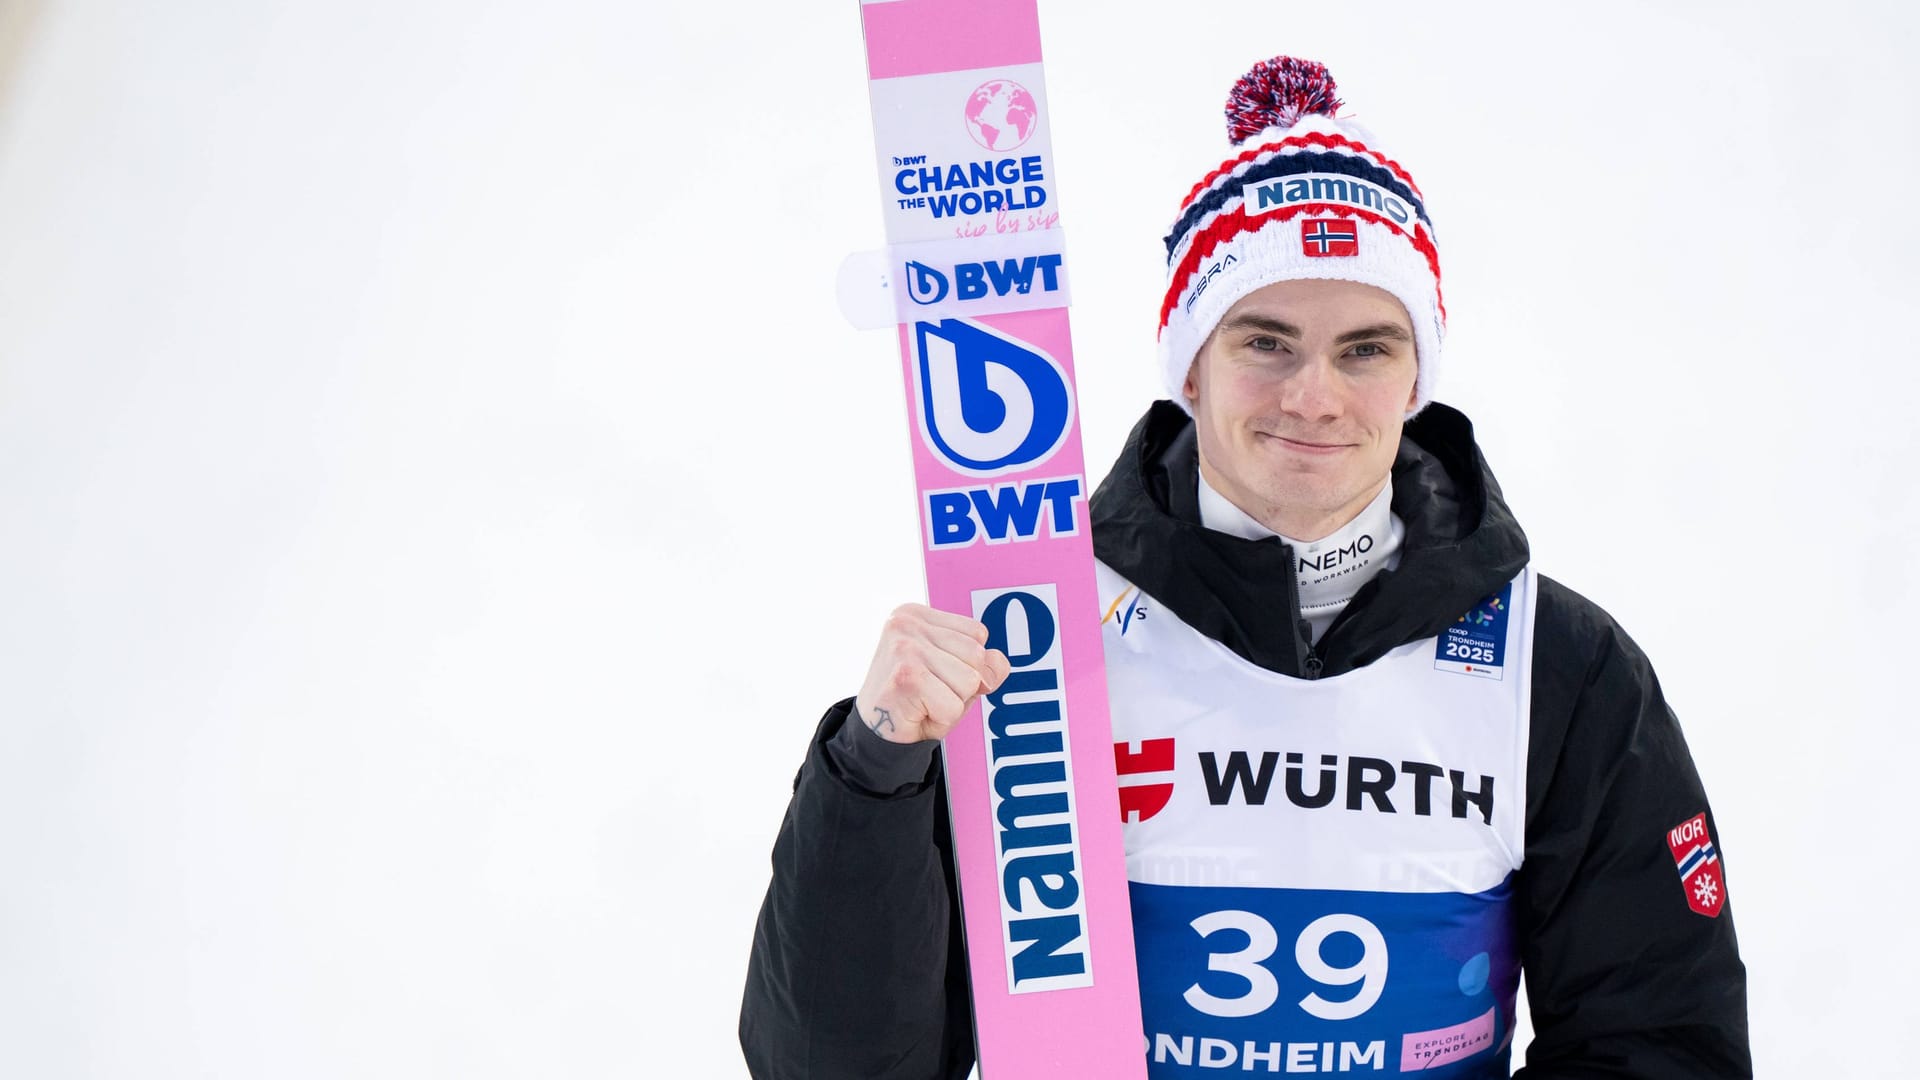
top-left (739, 699), bottom-right (976, 1079)
top-left (1514, 578), bottom-right (1751, 1078)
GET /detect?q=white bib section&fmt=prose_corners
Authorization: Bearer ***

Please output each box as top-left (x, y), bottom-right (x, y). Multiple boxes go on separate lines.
top-left (1095, 562), bottom-right (1537, 1077)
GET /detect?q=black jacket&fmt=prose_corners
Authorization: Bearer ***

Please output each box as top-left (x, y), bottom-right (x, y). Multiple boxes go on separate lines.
top-left (741, 401), bottom-right (1750, 1078)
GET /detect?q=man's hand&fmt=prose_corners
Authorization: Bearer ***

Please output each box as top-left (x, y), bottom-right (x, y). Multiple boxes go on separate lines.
top-left (854, 604), bottom-right (1012, 744)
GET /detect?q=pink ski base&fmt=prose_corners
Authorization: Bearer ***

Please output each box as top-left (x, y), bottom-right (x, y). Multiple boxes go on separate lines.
top-left (900, 309), bottom-right (1144, 1078)
top-left (861, 0), bottom-right (1042, 79)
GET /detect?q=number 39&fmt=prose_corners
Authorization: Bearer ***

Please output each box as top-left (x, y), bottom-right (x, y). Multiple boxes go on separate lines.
top-left (1182, 911), bottom-right (1388, 1021)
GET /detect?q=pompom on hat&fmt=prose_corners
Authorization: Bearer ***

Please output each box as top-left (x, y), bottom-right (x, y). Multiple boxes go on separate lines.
top-left (1158, 57), bottom-right (1445, 416)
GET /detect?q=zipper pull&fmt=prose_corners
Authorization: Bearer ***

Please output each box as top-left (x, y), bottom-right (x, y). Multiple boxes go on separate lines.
top-left (1303, 655), bottom-right (1323, 679)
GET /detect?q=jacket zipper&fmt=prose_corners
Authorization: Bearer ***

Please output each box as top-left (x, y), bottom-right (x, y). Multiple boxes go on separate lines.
top-left (1280, 542), bottom-right (1321, 679)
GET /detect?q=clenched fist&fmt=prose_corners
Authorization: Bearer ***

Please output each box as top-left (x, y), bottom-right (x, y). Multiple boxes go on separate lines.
top-left (854, 603), bottom-right (1012, 744)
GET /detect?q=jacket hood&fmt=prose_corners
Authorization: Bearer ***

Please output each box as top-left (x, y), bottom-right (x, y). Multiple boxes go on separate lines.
top-left (1089, 400), bottom-right (1529, 678)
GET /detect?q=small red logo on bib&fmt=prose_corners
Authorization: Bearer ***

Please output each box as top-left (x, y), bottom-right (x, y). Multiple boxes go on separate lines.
top-left (1667, 812), bottom-right (1725, 917)
top-left (1114, 738), bottom-right (1176, 823)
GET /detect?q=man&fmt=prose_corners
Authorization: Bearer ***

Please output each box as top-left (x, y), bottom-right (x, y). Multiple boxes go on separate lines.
top-left (741, 56), bottom-right (1749, 1078)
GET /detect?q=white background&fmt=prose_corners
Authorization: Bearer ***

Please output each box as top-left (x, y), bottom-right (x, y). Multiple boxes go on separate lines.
top-left (1, 0), bottom-right (1914, 1076)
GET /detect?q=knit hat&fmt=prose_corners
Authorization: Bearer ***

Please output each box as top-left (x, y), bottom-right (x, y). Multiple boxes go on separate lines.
top-left (1157, 57), bottom-right (1445, 416)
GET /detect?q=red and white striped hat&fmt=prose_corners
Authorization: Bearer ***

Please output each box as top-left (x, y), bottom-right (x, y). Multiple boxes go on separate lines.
top-left (1158, 57), bottom-right (1445, 415)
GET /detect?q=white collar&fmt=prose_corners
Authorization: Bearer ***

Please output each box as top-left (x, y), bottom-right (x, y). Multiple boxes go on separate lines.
top-left (1196, 469), bottom-right (1405, 631)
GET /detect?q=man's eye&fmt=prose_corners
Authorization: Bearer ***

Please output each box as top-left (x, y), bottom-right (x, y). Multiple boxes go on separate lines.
top-left (1348, 342), bottom-right (1384, 358)
top-left (1248, 336), bottom-right (1279, 352)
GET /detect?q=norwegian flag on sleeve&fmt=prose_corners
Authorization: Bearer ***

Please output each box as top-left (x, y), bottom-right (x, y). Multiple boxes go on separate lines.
top-left (1667, 812), bottom-right (1726, 917)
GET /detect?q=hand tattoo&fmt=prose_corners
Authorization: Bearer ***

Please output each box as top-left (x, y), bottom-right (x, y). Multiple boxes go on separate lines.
top-left (867, 706), bottom-right (896, 735)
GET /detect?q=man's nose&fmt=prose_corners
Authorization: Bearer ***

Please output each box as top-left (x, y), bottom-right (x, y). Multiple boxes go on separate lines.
top-left (1277, 355), bottom-right (1342, 420)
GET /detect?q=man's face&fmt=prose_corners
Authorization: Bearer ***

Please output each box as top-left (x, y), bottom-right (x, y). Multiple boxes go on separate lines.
top-left (1183, 278), bottom-right (1420, 541)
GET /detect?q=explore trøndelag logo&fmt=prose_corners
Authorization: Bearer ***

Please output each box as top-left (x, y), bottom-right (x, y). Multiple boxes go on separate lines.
top-left (913, 318), bottom-right (1084, 551)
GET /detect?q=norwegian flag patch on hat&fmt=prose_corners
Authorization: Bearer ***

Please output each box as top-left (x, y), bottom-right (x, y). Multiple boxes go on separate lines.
top-left (1301, 217), bottom-right (1358, 257)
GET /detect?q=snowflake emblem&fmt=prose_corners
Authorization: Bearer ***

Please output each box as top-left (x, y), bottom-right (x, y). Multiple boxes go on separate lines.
top-left (1693, 875), bottom-right (1720, 908)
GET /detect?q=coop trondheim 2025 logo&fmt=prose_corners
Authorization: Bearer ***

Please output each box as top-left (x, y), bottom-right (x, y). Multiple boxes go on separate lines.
top-left (913, 318), bottom-right (1082, 550)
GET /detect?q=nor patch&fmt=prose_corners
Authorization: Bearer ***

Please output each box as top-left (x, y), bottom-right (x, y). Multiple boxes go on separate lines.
top-left (1667, 812), bottom-right (1727, 918)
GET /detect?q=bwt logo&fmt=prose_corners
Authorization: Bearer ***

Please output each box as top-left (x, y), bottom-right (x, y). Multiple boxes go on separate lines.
top-left (912, 317), bottom-right (1072, 477)
top-left (924, 475), bottom-right (1082, 550)
top-left (973, 583), bottom-right (1092, 995)
top-left (904, 254), bottom-right (1064, 307)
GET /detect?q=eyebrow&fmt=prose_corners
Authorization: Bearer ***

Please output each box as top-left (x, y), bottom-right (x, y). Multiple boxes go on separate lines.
top-left (1333, 323), bottom-right (1414, 346)
top-left (1216, 315), bottom-right (1413, 346)
top-left (1217, 315), bottom-right (1301, 338)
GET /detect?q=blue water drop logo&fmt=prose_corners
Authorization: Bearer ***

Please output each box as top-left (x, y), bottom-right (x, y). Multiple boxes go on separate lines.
top-left (904, 260), bottom-right (949, 306)
top-left (913, 318), bottom-right (1072, 476)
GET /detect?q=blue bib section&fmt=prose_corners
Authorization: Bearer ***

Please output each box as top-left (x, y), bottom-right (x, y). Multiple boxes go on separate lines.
top-left (1132, 878), bottom-right (1519, 1076)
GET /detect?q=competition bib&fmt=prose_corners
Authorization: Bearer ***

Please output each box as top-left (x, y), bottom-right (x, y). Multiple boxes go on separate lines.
top-left (1099, 565), bottom-right (1537, 1077)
